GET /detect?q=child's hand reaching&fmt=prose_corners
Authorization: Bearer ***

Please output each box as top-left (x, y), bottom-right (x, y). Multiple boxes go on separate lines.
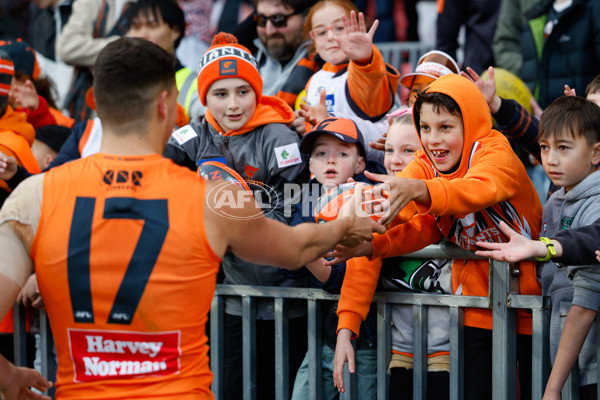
top-left (298, 89), bottom-right (329, 127)
top-left (462, 66), bottom-right (502, 114)
top-left (9, 78), bottom-right (39, 110)
top-left (564, 84), bottom-right (576, 97)
top-left (336, 11), bottom-right (378, 63)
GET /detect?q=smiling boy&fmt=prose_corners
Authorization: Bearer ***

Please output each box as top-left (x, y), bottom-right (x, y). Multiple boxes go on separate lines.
top-left (334, 74), bottom-right (543, 399)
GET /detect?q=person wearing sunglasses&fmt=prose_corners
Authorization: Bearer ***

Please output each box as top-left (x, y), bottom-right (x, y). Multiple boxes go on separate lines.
top-left (248, 0), bottom-right (322, 114)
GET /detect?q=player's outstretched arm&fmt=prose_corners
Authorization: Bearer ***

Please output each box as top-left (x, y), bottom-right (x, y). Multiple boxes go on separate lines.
top-left (475, 221), bottom-right (562, 262)
top-left (205, 182), bottom-right (386, 269)
top-left (0, 354), bottom-right (53, 400)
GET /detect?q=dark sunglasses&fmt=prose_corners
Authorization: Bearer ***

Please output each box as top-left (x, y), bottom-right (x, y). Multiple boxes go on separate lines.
top-left (253, 11), bottom-right (300, 28)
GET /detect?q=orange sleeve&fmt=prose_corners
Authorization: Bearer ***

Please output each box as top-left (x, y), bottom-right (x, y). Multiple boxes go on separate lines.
top-left (337, 256), bottom-right (382, 338)
top-left (371, 214), bottom-right (442, 259)
top-left (347, 45), bottom-right (400, 118)
top-left (416, 145), bottom-right (523, 217)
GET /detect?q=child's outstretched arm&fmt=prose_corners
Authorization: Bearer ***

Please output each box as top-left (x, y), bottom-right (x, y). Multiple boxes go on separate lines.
top-left (336, 11), bottom-right (378, 63)
top-left (475, 221), bottom-right (557, 262)
top-left (543, 305), bottom-right (597, 400)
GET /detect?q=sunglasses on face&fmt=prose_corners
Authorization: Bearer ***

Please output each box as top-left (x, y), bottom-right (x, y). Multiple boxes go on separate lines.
top-left (253, 11), bottom-right (300, 28)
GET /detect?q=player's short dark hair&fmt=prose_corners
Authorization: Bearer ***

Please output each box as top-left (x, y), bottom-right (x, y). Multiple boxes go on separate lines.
top-left (127, 0), bottom-right (186, 49)
top-left (540, 96), bottom-right (600, 145)
top-left (94, 37), bottom-right (175, 132)
top-left (412, 90), bottom-right (462, 132)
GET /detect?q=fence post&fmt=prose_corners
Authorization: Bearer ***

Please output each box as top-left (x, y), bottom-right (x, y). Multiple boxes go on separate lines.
top-left (242, 296), bottom-right (257, 400)
top-left (531, 299), bottom-right (551, 399)
top-left (39, 310), bottom-right (56, 399)
top-left (491, 259), bottom-right (517, 400)
top-left (376, 301), bottom-right (391, 400)
top-left (449, 305), bottom-right (464, 400)
top-left (12, 304), bottom-right (27, 367)
top-left (413, 304), bottom-right (428, 399)
top-left (210, 295), bottom-right (224, 400)
top-left (307, 298), bottom-right (322, 400)
top-left (274, 298), bottom-right (290, 400)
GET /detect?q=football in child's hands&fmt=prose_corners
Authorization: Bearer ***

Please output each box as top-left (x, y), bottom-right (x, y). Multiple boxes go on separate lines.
top-left (198, 161), bottom-right (251, 192)
top-left (315, 182), bottom-right (387, 223)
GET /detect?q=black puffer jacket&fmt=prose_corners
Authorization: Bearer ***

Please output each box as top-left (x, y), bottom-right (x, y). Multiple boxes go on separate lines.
top-left (519, 0), bottom-right (600, 109)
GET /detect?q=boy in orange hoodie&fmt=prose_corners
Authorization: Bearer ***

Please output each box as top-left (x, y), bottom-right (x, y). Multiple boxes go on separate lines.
top-left (333, 74), bottom-right (543, 399)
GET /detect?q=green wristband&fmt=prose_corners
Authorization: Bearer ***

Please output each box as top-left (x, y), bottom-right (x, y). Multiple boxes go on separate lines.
top-left (536, 237), bottom-right (556, 262)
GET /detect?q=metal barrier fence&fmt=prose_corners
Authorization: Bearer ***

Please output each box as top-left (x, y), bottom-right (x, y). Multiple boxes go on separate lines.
top-left (11, 241), bottom-right (594, 399)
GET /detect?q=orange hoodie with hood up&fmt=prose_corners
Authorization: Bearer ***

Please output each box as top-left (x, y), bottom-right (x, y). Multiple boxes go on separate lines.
top-left (337, 74), bottom-right (542, 335)
top-left (0, 105), bottom-right (40, 193)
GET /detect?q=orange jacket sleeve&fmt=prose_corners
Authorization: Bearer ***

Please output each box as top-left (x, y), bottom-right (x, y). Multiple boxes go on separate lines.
top-left (337, 256), bottom-right (382, 338)
top-left (347, 45), bottom-right (400, 118)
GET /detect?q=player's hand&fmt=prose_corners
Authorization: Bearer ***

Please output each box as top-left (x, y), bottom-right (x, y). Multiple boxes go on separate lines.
top-left (0, 151), bottom-right (18, 181)
top-left (333, 328), bottom-right (355, 393)
top-left (0, 364), bottom-right (53, 400)
top-left (564, 84), bottom-right (576, 97)
top-left (365, 171), bottom-right (428, 226)
top-left (475, 221), bottom-right (541, 262)
top-left (323, 241), bottom-right (373, 265)
top-left (17, 275), bottom-right (44, 310)
top-left (338, 183), bottom-right (386, 247)
top-left (595, 249), bottom-right (600, 263)
top-left (298, 90), bottom-right (329, 127)
top-left (335, 11), bottom-right (377, 62)
top-left (291, 112), bottom-right (307, 137)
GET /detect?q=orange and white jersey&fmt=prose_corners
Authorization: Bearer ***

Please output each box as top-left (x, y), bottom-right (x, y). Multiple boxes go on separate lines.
top-left (31, 153), bottom-right (220, 399)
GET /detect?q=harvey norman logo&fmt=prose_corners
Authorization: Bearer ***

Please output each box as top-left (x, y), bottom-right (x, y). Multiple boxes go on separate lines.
top-left (197, 46), bottom-right (258, 73)
top-left (69, 329), bottom-right (181, 382)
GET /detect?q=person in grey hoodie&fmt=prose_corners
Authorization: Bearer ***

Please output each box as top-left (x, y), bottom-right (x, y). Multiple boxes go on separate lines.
top-left (476, 95), bottom-right (600, 399)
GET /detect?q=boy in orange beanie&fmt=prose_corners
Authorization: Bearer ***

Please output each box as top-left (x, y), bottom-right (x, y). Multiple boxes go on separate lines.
top-left (164, 32), bottom-right (310, 400)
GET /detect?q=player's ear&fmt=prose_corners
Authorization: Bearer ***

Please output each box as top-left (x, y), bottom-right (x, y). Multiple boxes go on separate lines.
top-left (157, 90), bottom-right (169, 120)
top-left (592, 141), bottom-right (600, 166)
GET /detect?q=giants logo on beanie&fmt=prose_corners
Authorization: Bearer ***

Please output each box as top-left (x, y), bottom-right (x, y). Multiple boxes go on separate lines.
top-left (197, 32), bottom-right (263, 106)
top-left (0, 50), bottom-right (14, 114)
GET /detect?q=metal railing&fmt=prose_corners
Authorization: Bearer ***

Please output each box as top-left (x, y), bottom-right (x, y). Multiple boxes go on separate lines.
top-left (12, 241), bottom-right (593, 399)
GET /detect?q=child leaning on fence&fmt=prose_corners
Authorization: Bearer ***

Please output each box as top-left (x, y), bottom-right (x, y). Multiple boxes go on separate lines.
top-left (477, 96), bottom-right (600, 400)
top-left (284, 117), bottom-right (379, 399)
top-left (335, 107), bottom-right (454, 398)
top-left (332, 74), bottom-right (543, 400)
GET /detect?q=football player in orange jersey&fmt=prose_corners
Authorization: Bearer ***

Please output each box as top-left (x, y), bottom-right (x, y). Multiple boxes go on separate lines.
top-left (0, 37), bottom-right (384, 399)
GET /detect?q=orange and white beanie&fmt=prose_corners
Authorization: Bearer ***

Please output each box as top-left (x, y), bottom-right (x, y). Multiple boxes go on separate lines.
top-left (0, 49), bottom-right (14, 113)
top-left (197, 32), bottom-right (263, 106)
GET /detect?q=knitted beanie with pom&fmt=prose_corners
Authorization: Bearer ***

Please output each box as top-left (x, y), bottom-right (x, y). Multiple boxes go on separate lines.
top-left (196, 32), bottom-right (263, 106)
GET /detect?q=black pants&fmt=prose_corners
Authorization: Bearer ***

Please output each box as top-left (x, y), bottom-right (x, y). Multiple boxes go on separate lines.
top-left (464, 326), bottom-right (532, 400)
top-left (222, 313), bottom-right (308, 400)
top-left (389, 367), bottom-right (450, 399)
